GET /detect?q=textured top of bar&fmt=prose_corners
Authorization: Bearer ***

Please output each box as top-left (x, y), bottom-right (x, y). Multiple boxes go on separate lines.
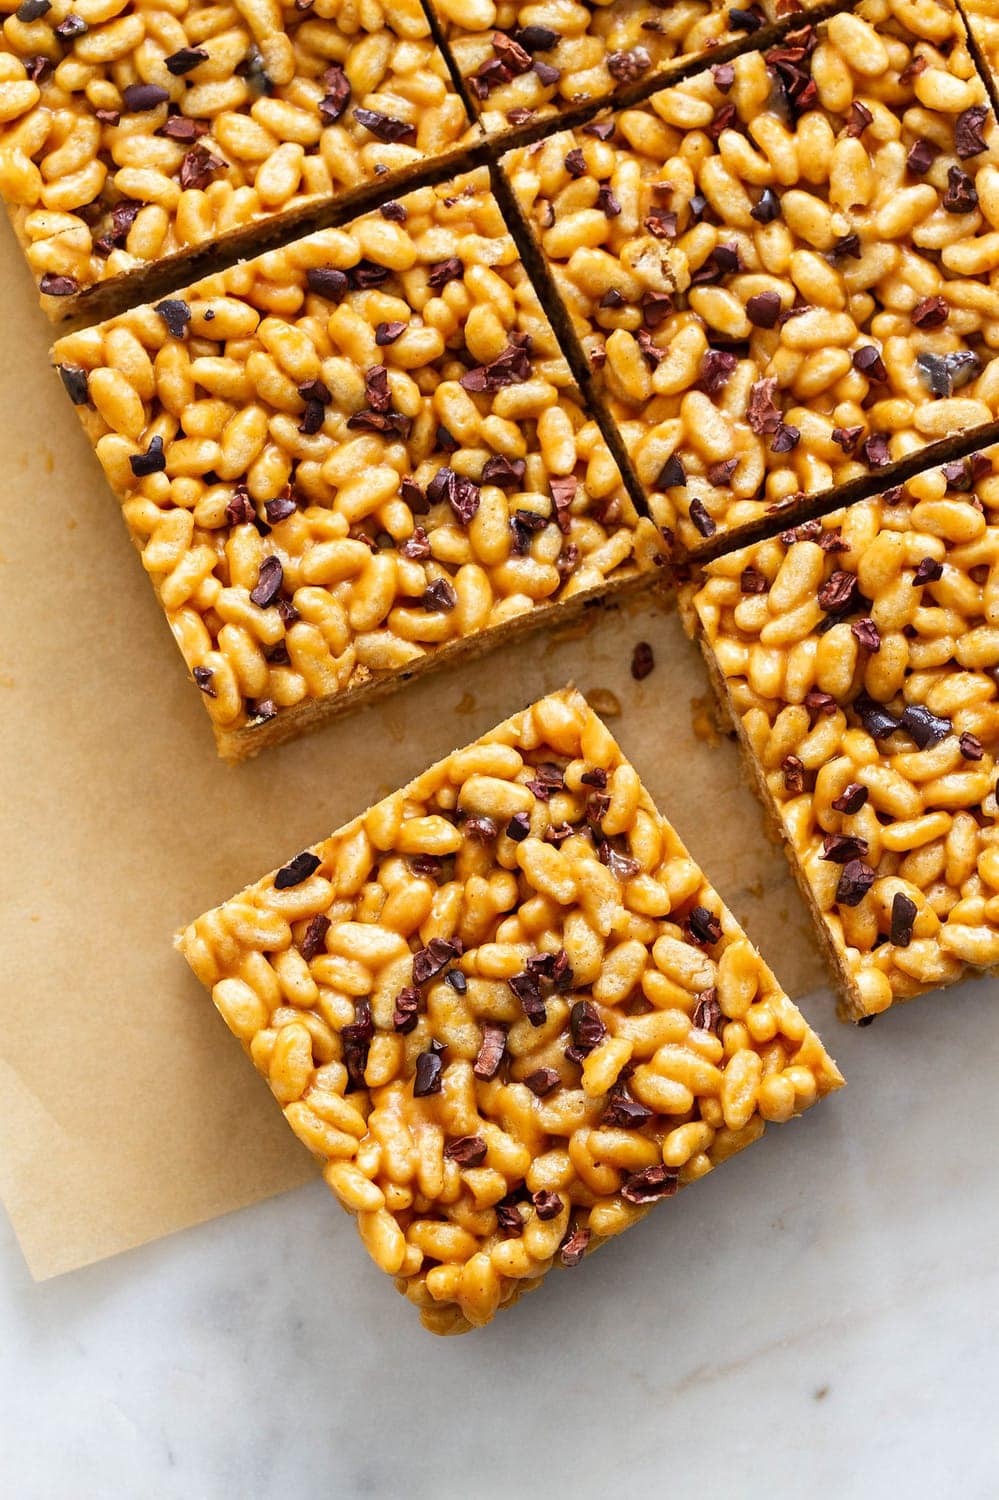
top-left (504, 0), bottom-right (999, 553)
top-left (179, 688), bottom-right (842, 1332)
top-left (430, 0), bottom-right (819, 135)
top-left (0, 0), bottom-right (468, 313)
top-left (691, 449), bottom-right (999, 1016)
top-left (53, 169), bottom-right (666, 751)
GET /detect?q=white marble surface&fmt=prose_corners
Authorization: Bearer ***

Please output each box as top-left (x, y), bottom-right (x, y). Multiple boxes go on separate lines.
top-left (2, 974), bottom-right (998, 1499)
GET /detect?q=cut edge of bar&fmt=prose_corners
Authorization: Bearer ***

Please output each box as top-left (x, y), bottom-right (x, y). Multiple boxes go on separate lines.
top-left (683, 614), bottom-right (869, 1020)
top-left (26, 0), bottom-right (863, 332)
top-left (38, 139), bottom-right (487, 333)
top-left (676, 420), bottom-right (999, 568)
top-left (423, 0), bottom-right (861, 136)
top-left (679, 511), bottom-right (999, 1024)
top-left (214, 570), bottom-right (656, 761)
top-left (489, 156), bottom-right (657, 530)
top-left (958, 0), bottom-right (999, 119)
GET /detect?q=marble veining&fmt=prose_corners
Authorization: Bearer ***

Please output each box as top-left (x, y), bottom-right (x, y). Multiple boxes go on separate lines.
top-left (2, 976), bottom-right (998, 1499)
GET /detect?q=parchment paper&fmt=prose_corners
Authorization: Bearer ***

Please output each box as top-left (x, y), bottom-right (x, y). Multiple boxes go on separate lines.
top-left (0, 214), bottom-right (826, 1281)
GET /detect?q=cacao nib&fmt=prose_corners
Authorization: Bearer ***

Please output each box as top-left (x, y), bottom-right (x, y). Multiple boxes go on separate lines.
top-left (692, 988), bottom-right (723, 1034)
top-left (569, 1000), bottom-right (606, 1055)
top-left (852, 617), bottom-right (881, 652)
top-left (955, 104), bottom-right (990, 159)
top-left (746, 376), bottom-right (782, 435)
top-left (413, 1049), bottom-right (444, 1096)
top-left (689, 499), bottom-right (716, 537)
top-left (687, 905), bottom-right (722, 944)
top-left (782, 754), bottom-right (805, 793)
top-left (915, 350), bottom-right (980, 399)
top-left (751, 187), bottom-right (781, 223)
top-left (621, 1164), bottom-right (679, 1203)
top-left (831, 783), bottom-right (867, 814)
top-left (853, 345), bottom-right (887, 382)
top-left (444, 1135), bottom-right (487, 1165)
top-left (943, 166), bottom-right (978, 213)
top-left (602, 1090), bottom-right (653, 1127)
top-left (412, 937), bottom-right (461, 985)
top-left (274, 850), bottom-right (321, 889)
top-left (393, 986), bottom-right (421, 1034)
top-left (473, 1024), bottom-right (507, 1079)
top-left (129, 435), bottom-right (166, 476)
top-left (606, 48), bottom-right (650, 82)
top-left (890, 892), bottom-right (917, 947)
top-left (249, 555), bottom-right (283, 607)
top-left (631, 641), bottom-right (654, 679)
top-left (559, 1225), bottom-right (590, 1266)
top-left (821, 833), bottom-right (870, 864)
top-left (899, 703), bottom-right (951, 748)
top-left (122, 83), bottom-right (169, 112)
top-left (836, 859), bottom-right (875, 907)
top-left (746, 291), bottom-right (781, 328)
top-left (352, 107), bottom-right (416, 144)
top-left (911, 295), bottom-right (947, 329)
top-left (300, 913), bottom-right (331, 961)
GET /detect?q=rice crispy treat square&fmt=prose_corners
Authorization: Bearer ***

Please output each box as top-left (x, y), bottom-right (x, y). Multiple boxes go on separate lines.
top-left (687, 447), bottom-right (999, 1019)
top-left (178, 687), bottom-right (842, 1332)
top-left (0, 0), bottom-right (471, 320)
top-left (52, 168), bottom-right (668, 759)
top-left (503, 0), bottom-right (999, 556)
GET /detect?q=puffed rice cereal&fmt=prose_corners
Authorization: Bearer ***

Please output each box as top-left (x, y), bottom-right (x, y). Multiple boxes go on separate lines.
top-left (0, 0), bottom-right (471, 319)
top-left (427, 0), bottom-right (820, 137)
top-left (503, 0), bottom-right (999, 555)
top-left (686, 448), bottom-right (999, 1020)
top-left (52, 168), bottom-right (670, 758)
top-left (178, 687), bottom-right (843, 1332)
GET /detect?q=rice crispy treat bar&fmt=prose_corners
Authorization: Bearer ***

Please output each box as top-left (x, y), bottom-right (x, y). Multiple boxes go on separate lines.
top-left (52, 169), bottom-right (668, 759)
top-left (0, 0), bottom-right (470, 322)
top-left (426, 0), bottom-right (821, 138)
top-left (503, 0), bottom-right (999, 557)
top-left (178, 687), bottom-right (843, 1333)
top-left (687, 449), bottom-right (999, 1021)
